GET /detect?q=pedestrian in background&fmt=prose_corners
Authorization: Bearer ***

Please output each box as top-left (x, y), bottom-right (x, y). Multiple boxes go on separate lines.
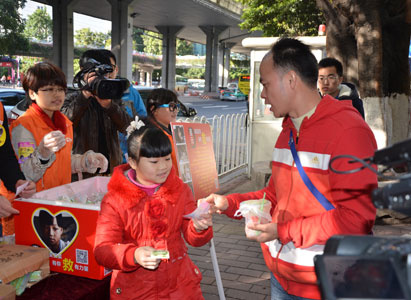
top-left (146, 88), bottom-right (180, 173)
top-left (318, 57), bottom-right (365, 119)
top-left (98, 49), bottom-right (147, 163)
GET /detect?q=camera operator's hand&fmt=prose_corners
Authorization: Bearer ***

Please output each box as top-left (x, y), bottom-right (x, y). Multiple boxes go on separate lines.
top-left (81, 72), bottom-right (112, 108)
top-left (81, 72), bottom-right (97, 99)
top-left (38, 130), bottom-right (66, 159)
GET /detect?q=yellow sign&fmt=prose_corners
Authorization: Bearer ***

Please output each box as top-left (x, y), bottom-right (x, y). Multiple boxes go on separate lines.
top-left (238, 75), bottom-right (250, 95)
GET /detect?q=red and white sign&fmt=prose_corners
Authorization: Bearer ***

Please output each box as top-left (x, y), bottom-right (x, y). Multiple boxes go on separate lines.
top-left (0, 62), bottom-right (13, 68)
top-left (171, 122), bottom-right (219, 200)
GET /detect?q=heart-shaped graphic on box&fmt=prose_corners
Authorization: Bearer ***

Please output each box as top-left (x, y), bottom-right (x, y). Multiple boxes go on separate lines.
top-left (32, 208), bottom-right (79, 256)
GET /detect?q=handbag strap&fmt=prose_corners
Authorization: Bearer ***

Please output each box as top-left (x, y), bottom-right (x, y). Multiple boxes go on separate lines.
top-left (288, 130), bottom-right (335, 211)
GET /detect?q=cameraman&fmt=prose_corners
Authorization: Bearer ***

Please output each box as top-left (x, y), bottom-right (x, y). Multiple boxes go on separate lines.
top-left (62, 49), bottom-right (131, 177)
top-left (100, 49), bottom-right (147, 163)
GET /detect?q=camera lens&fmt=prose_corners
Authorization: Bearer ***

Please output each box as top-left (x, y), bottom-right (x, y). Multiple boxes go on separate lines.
top-left (94, 79), bottom-right (128, 99)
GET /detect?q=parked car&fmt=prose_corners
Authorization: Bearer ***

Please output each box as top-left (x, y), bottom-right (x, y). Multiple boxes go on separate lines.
top-left (9, 86), bottom-right (197, 123)
top-left (0, 88), bottom-right (26, 121)
top-left (219, 88), bottom-right (247, 101)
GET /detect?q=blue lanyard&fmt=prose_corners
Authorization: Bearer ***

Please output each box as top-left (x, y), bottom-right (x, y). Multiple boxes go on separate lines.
top-left (288, 130), bottom-right (335, 211)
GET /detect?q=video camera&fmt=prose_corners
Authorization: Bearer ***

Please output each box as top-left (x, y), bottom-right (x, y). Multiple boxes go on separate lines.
top-left (315, 138), bottom-right (411, 300)
top-left (72, 58), bottom-right (130, 99)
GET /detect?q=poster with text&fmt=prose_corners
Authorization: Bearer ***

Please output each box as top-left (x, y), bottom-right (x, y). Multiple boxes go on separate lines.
top-left (171, 122), bottom-right (219, 200)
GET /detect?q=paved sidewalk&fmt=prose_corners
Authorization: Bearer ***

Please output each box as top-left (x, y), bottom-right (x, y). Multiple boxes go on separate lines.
top-left (188, 175), bottom-right (411, 300)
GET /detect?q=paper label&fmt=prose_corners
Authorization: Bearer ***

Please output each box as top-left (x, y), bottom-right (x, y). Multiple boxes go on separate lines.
top-left (150, 250), bottom-right (169, 259)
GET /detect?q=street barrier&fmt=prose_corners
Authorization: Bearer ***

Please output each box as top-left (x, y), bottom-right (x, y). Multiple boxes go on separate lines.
top-left (178, 113), bottom-right (249, 177)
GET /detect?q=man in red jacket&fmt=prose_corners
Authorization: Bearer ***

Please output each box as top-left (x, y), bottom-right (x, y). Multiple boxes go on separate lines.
top-left (202, 38), bottom-right (377, 300)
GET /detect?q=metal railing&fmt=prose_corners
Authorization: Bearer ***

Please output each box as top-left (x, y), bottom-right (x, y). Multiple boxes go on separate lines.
top-left (178, 113), bottom-right (249, 176)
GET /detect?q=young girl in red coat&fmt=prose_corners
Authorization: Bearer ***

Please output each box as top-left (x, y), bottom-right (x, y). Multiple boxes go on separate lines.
top-left (94, 116), bottom-right (213, 299)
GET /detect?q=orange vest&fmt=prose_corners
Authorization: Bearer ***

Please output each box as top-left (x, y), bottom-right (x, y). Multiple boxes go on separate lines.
top-left (9, 106), bottom-right (73, 192)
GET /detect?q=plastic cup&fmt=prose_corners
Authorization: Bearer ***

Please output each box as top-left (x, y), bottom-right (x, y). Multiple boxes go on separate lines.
top-left (239, 199), bottom-right (272, 238)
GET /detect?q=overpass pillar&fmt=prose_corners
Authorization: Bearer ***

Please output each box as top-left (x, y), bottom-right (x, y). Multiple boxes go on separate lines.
top-left (156, 26), bottom-right (183, 90)
top-left (220, 42), bottom-right (235, 87)
top-left (146, 70), bottom-right (152, 87)
top-left (50, 0), bottom-right (77, 83)
top-left (139, 70), bottom-right (146, 86)
top-left (109, 0), bottom-right (134, 81)
top-left (199, 26), bottom-right (228, 93)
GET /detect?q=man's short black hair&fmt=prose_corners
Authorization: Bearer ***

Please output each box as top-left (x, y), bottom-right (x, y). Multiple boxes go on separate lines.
top-left (39, 211), bottom-right (64, 228)
top-left (318, 57), bottom-right (343, 77)
top-left (99, 49), bottom-right (116, 65)
top-left (80, 49), bottom-right (113, 69)
top-left (270, 37), bottom-right (318, 88)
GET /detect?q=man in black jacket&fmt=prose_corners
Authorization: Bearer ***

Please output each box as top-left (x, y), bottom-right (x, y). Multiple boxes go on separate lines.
top-left (62, 50), bottom-right (131, 177)
top-left (318, 57), bottom-right (365, 119)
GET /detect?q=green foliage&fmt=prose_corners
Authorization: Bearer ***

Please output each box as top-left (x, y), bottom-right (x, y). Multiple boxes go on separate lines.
top-left (230, 57), bottom-right (250, 79)
top-left (0, 0), bottom-right (29, 55)
top-left (73, 58), bottom-right (80, 77)
top-left (23, 6), bottom-right (52, 41)
top-left (229, 67), bottom-right (249, 80)
top-left (236, 0), bottom-right (324, 36)
top-left (142, 31), bottom-right (162, 55)
top-left (176, 67), bottom-right (204, 79)
top-left (19, 56), bottom-right (41, 75)
top-left (132, 28), bottom-right (145, 52)
top-left (176, 39), bottom-right (194, 56)
top-left (186, 68), bottom-right (204, 79)
top-left (74, 28), bottom-right (110, 48)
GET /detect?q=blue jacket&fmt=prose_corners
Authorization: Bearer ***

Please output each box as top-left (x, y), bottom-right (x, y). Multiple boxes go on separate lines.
top-left (119, 86), bottom-right (147, 162)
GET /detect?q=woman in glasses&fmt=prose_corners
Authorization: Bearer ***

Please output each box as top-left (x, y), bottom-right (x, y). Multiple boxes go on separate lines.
top-left (146, 88), bottom-right (180, 173)
top-left (2, 62), bottom-right (108, 195)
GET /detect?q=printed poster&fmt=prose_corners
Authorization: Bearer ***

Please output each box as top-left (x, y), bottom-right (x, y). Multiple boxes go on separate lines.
top-left (171, 122), bottom-right (219, 200)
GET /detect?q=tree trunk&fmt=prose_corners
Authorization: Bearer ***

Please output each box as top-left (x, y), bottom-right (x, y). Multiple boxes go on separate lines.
top-left (316, 0), bottom-right (358, 86)
top-left (316, 0), bottom-right (411, 147)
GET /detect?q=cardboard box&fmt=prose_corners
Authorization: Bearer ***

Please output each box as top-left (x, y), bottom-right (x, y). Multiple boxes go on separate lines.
top-left (0, 244), bottom-right (49, 284)
top-left (13, 177), bottom-right (112, 280)
top-left (0, 283), bottom-right (15, 300)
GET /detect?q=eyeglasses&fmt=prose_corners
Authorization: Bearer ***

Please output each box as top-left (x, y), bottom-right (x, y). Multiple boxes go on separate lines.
top-left (318, 74), bottom-right (338, 82)
top-left (38, 87), bottom-right (66, 94)
top-left (158, 102), bottom-right (180, 112)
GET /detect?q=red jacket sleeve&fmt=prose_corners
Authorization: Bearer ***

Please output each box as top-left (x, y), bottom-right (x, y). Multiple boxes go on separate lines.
top-left (278, 127), bottom-right (378, 248)
top-left (94, 194), bottom-right (140, 272)
top-left (224, 176), bottom-right (277, 219)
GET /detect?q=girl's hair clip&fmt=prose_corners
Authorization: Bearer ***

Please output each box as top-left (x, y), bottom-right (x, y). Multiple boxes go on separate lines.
top-left (126, 116), bottom-right (145, 138)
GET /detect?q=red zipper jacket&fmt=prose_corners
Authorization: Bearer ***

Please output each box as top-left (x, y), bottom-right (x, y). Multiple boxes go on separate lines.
top-left (224, 95), bottom-right (377, 299)
top-left (94, 164), bottom-right (213, 299)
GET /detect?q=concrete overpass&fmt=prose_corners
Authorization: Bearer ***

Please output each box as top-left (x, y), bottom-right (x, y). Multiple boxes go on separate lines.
top-left (35, 0), bottom-right (260, 91)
